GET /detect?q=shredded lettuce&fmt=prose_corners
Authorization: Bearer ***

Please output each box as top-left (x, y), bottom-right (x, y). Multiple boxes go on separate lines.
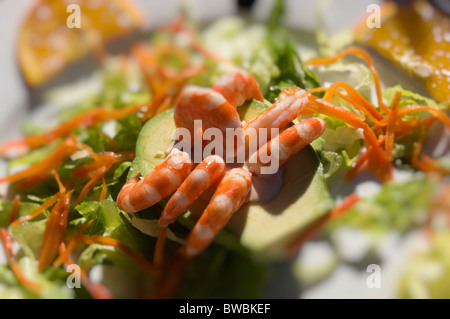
top-left (383, 86), bottom-right (447, 163)
top-left (0, 199), bottom-right (44, 228)
top-left (7, 142), bottom-right (59, 176)
top-left (0, 200), bottom-right (76, 298)
top-left (73, 200), bottom-right (155, 283)
top-left (399, 231), bottom-right (450, 299)
top-left (383, 85), bottom-right (448, 111)
top-left (100, 57), bottom-right (150, 109)
top-left (0, 257), bottom-right (74, 299)
top-left (112, 114), bottom-right (142, 152)
top-left (314, 62), bottom-right (374, 105)
top-left (201, 17), bottom-right (280, 91)
top-left (312, 122), bottom-right (363, 181)
top-left (326, 174), bottom-right (438, 234)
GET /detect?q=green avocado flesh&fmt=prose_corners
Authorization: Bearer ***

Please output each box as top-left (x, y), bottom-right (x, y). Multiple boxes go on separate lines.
top-left (129, 100), bottom-right (334, 261)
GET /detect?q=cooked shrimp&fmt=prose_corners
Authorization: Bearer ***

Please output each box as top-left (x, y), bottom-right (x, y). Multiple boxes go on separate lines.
top-left (244, 89), bottom-right (308, 155)
top-left (183, 168), bottom-right (252, 258)
top-left (212, 69), bottom-right (264, 108)
top-left (158, 155), bottom-right (226, 227)
top-left (244, 89), bottom-right (308, 134)
top-left (117, 150), bottom-right (194, 213)
top-left (175, 85), bottom-right (243, 135)
top-left (175, 85), bottom-right (247, 161)
top-left (248, 118), bottom-right (326, 175)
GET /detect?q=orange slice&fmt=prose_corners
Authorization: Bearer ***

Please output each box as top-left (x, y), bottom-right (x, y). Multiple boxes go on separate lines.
top-left (18, 0), bottom-right (144, 87)
top-left (355, 0), bottom-right (450, 103)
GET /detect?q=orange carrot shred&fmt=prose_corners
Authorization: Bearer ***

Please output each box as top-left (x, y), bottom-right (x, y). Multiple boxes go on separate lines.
top-left (330, 193), bottom-right (361, 218)
top-left (313, 82), bottom-right (384, 123)
top-left (415, 155), bottom-right (450, 175)
top-left (0, 136), bottom-right (78, 186)
top-left (0, 105), bottom-right (144, 157)
top-left (11, 193), bottom-right (60, 226)
top-left (52, 170), bottom-right (66, 194)
top-left (38, 191), bottom-right (73, 272)
top-left (396, 106), bottom-right (450, 128)
top-left (287, 193), bottom-right (360, 258)
top-left (58, 242), bottom-right (114, 299)
top-left (385, 91), bottom-right (401, 162)
top-left (9, 195), bottom-right (21, 225)
top-left (71, 151), bottom-right (134, 204)
top-left (99, 176), bottom-right (108, 202)
top-left (306, 46), bottom-right (390, 115)
top-left (78, 235), bottom-right (156, 277)
top-left (411, 128), bottom-right (428, 168)
top-left (76, 143), bottom-right (100, 160)
top-left (0, 228), bottom-right (41, 293)
top-left (75, 161), bottom-right (114, 205)
top-left (154, 227), bottom-right (168, 274)
top-left (307, 95), bottom-right (392, 182)
top-left (346, 135), bottom-right (386, 181)
top-left (53, 220), bottom-right (94, 268)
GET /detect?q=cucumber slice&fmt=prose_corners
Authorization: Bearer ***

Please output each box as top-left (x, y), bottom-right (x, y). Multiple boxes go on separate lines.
top-left (127, 109), bottom-right (176, 180)
top-left (129, 100), bottom-right (334, 261)
top-left (129, 100), bottom-right (269, 178)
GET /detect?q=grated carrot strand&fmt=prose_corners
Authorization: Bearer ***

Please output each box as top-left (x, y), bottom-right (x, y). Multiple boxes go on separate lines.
top-left (9, 195), bottom-right (21, 225)
top-left (0, 228), bottom-right (41, 293)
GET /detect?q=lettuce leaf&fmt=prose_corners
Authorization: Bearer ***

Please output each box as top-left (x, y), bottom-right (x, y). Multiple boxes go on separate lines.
top-left (201, 17), bottom-right (280, 91)
top-left (112, 114), bottom-right (142, 152)
top-left (326, 174), bottom-right (438, 234)
top-left (100, 57), bottom-right (150, 109)
top-left (383, 86), bottom-right (447, 162)
top-left (314, 62), bottom-right (374, 105)
top-left (383, 85), bottom-right (447, 110)
top-left (0, 199), bottom-right (44, 229)
top-left (265, 0), bottom-right (320, 101)
top-left (74, 200), bottom-right (154, 284)
top-left (399, 231), bottom-right (450, 299)
top-left (0, 257), bottom-right (74, 299)
top-left (312, 121), bottom-right (363, 181)
top-left (0, 201), bottom-right (75, 298)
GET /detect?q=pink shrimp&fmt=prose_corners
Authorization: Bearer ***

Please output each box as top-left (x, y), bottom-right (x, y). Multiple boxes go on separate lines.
top-left (212, 69), bottom-right (264, 108)
top-left (117, 150), bottom-right (194, 213)
top-left (174, 85), bottom-right (245, 160)
top-left (174, 70), bottom-right (265, 158)
top-left (175, 86), bottom-right (243, 135)
top-left (247, 118), bottom-right (326, 175)
top-left (158, 155), bottom-right (226, 227)
top-left (244, 89), bottom-right (309, 146)
top-left (183, 168), bottom-right (252, 258)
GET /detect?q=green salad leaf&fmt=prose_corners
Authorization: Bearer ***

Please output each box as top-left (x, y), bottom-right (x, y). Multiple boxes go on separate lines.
top-left (400, 231), bottom-right (450, 299)
top-left (265, 0), bottom-right (320, 101)
top-left (326, 174), bottom-right (438, 234)
top-left (383, 85), bottom-right (448, 110)
top-left (200, 17), bottom-right (280, 91)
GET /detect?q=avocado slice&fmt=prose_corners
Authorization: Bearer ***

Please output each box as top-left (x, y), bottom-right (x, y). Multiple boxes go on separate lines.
top-left (129, 100), bottom-right (334, 261)
top-left (127, 109), bottom-right (176, 180)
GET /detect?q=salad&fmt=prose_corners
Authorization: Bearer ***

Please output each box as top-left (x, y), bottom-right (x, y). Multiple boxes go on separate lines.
top-left (0, 0), bottom-right (449, 299)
